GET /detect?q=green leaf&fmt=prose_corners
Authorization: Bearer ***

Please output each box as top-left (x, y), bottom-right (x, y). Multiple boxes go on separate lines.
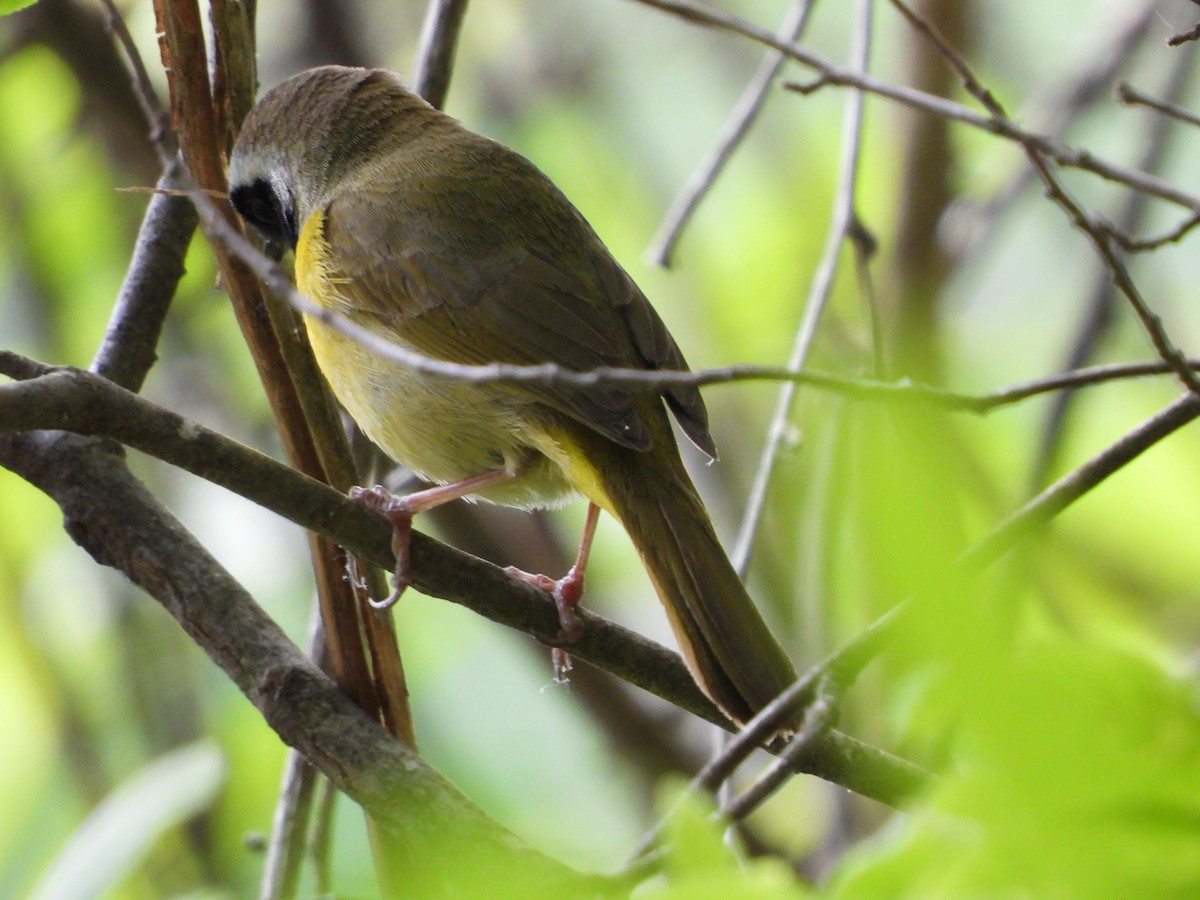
top-left (28, 742), bottom-right (227, 900)
top-left (832, 642), bottom-right (1200, 898)
top-left (0, 0), bottom-right (39, 15)
top-left (640, 780), bottom-right (811, 899)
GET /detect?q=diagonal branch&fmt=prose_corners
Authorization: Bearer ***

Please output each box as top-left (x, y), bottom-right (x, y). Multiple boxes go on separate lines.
top-left (0, 428), bottom-right (594, 895)
top-left (646, 0), bottom-right (816, 266)
top-left (884, 0), bottom-right (1200, 398)
top-left (623, 0), bottom-right (1200, 211)
top-left (0, 356), bottom-right (927, 808)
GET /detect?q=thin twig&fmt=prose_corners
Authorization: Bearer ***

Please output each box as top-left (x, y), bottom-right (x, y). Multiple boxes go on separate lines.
top-left (1168, 22), bottom-right (1200, 48)
top-left (887, 0), bottom-right (1001, 116)
top-left (259, 608), bottom-right (327, 900)
top-left (1117, 80), bottom-right (1200, 129)
top-left (259, 749), bottom-right (317, 900)
top-left (722, 685), bottom-right (837, 822)
top-left (1115, 210), bottom-right (1200, 253)
top-left (887, 0), bottom-right (1200, 397)
top-left (623, 0), bottom-right (1200, 211)
top-left (646, 0), bottom-right (816, 266)
top-left (199, 191), bottom-right (1200, 402)
top-left (940, 0), bottom-right (1161, 260)
top-left (98, 0), bottom-right (175, 164)
top-left (730, 0), bottom-right (873, 575)
top-left (308, 776), bottom-right (337, 894)
top-left (1031, 46), bottom-right (1199, 489)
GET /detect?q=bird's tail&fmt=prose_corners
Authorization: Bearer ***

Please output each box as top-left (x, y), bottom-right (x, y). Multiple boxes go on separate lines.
top-left (558, 427), bottom-right (797, 724)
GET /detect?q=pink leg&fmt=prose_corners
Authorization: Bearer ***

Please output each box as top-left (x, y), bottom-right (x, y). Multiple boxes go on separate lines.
top-left (507, 502), bottom-right (601, 649)
top-left (351, 467), bottom-right (515, 609)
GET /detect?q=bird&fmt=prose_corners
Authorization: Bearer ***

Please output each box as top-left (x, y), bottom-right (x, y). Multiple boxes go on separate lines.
top-left (227, 65), bottom-right (797, 724)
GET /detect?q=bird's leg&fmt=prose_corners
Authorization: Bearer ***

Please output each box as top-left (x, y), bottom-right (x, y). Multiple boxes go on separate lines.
top-left (351, 466), bottom-right (515, 609)
top-left (507, 502), bottom-right (601, 662)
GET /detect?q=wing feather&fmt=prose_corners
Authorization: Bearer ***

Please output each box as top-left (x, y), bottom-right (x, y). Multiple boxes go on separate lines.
top-left (317, 132), bottom-right (714, 457)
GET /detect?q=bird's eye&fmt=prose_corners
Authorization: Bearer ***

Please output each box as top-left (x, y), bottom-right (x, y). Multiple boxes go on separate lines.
top-left (230, 177), bottom-right (298, 250)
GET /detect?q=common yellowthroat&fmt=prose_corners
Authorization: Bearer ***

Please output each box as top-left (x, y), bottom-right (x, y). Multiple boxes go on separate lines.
top-left (228, 66), bottom-right (796, 724)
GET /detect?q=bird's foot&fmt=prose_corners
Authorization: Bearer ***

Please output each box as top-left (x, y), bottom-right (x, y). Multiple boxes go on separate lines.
top-left (350, 484), bottom-right (418, 609)
top-left (505, 562), bottom-right (586, 645)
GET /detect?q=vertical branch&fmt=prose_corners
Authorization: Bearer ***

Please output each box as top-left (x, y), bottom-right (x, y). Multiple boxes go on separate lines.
top-left (880, 0), bottom-right (973, 381)
top-left (209, 0), bottom-right (258, 153)
top-left (150, 0), bottom-right (417, 892)
top-left (90, 158), bottom-right (197, 392)
top-left (730, 0), bottom-right (874, 576)
top-left (646, 0), bottom-right (817, 266)
top-left (412, 0), bottom-right (470, 109)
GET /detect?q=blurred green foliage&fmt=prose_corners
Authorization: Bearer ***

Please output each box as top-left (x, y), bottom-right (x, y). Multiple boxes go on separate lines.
top-left (3, 0), bottom-right (1200, 897)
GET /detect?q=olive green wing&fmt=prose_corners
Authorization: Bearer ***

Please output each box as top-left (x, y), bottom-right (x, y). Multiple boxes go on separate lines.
top-left (318, 136), bottom-right (715, 458)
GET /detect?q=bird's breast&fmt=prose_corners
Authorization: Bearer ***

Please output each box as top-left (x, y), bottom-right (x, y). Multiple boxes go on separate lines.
top-left (295, 211), bottom-right (576, 510)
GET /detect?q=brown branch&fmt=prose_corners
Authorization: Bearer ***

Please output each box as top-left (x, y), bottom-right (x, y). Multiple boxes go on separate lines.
top-left (941, 0), bottom-right (1161, 261)
top-left (731, 0), bottom-right (872, 575)
top-left (18, 0), bottom-right (161, 180)
top-left (149, 0), bottom-right (414, 753)
top-left (1167, 22), bottom-right (1200, 47)
top-left (0, 356), bottom-right (928, 809)
top-left (107, 4), bottom-right (417, 889)
top-left (1031, 46), bottom-right (1199, 489)
top-left (1117, 80), bottom-right (1200, 129)
top-left (90, 157), bottom-right (196, 392)
top-left (0, 428), bottom-right (595, 896)
top-left (412, 0), bottom-right (470, 109)
top-left (1113, 210), bottom-right (1200, 253)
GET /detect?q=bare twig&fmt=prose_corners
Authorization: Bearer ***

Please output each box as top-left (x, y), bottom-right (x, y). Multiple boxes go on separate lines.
top-left (886, 0), bottom-right (1200, 397)
top-left (646, 0), bottom-right (816, 266)
top-left (1117, 80), bottom-right (1200, 129)
top-left (308, 776), bottom-right (337, 894)
top-left (722, 685), bottom-right (838, 822)
top-left (259, 611), bottom-right (326, 900)
top-left (887, 0), bottom-right (1000, 115)
top-left (98, 0), bottom-right (175, 163)
top-left (941, 0), bottom-right (1161, 259)
top-left (259, 749), bottom-right (317, 900)
top-left (730, 0), bottom-right (873, 574)
top-left (623, 0), bottom-right (1200, 211)
top-left (1032, 47), bottom-right (1199, 488)
top-left (1168, 22), bottom-right (1200, 48)
top-left (1114, 210), bottom-right (1200, 253)
top-left (1036, 176), bottom-right (1200, 396)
